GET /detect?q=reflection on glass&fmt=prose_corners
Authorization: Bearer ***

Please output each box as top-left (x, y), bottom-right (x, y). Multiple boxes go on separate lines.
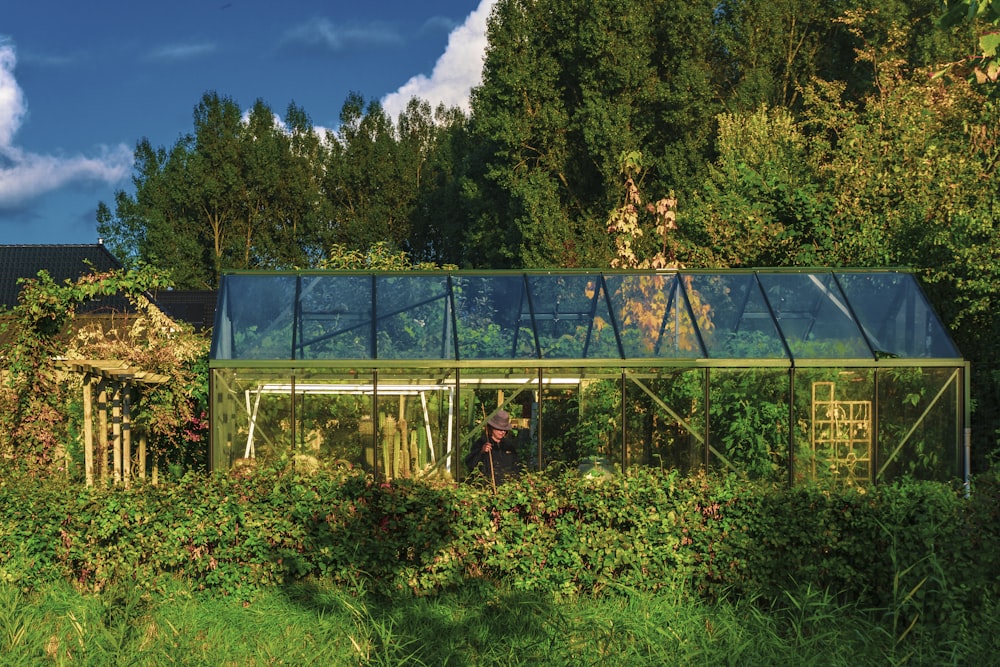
top-left (836, 272), bottom-right (959, 358)
top-left (758, 273), bottom-right (871, 359)
top-left (876, 366), bottom-right (961, 482)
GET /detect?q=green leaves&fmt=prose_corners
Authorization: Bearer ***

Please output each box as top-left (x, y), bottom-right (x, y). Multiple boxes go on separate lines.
top-left (0, 461), bottom-right (997, 648)
top-left (938, 0), bottom-right (1000, 85)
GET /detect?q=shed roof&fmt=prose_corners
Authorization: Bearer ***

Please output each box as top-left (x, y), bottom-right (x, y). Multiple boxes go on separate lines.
top-left (151, 289), bottom-right (218, 332)
top-left (210, 269), bottom-right (962, 366)
top-left (0, 243), bottom-right (124, 311)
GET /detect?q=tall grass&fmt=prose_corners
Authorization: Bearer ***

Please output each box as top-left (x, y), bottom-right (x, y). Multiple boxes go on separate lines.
top-left (1, 576), bottom-right (995, 666)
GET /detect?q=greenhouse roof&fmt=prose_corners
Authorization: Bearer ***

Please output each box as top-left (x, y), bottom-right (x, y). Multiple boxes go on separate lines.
top-left (209, 269), bottom-right (961, 366)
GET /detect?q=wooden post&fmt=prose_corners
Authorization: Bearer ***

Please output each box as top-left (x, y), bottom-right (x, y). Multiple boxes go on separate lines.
top-left (122, 386), bottom-right (132, 488)
top-left (98, 381), bottom-right (109, 483)
top-left (398, 396), bottom-right (409, 477)
top-left (83, 374), bottom-right (95, 487)
top-left (139, 427), bottom-right (147, 481)
top-left (112, 383), bottom-right (122, 484)
top-left (54, 360), bottom-right (170, 487)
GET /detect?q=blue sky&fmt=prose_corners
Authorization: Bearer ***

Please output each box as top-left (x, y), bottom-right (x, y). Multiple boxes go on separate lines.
top-left (1, 0), bottom-right (494, 246)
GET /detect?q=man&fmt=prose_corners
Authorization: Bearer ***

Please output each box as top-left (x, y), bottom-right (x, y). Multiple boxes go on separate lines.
top-left (464, 409), bottom-right (521, 487)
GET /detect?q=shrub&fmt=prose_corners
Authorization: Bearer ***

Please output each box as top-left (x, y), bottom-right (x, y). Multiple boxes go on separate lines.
top-left (0, 459), bottom-right (995, 650)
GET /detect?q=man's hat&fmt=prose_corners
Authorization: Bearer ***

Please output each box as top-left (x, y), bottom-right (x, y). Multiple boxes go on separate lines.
top-left (487, 410), bottom-right (512, 431)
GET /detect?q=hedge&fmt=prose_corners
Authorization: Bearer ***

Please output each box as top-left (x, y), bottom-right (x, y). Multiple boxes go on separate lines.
top-left (1, 462), bottom-right (997, 640)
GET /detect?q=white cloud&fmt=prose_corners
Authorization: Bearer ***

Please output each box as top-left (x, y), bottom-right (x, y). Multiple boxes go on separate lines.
top-left (146, 42), bottom-right (217, 62)
top-left (0, 42), bottom-right (132, 209)
top-left (381, 0), bottom-right (496, 118)
top-left (0, 41), bottom-right (27, 148)
top-left (0, 145), bottom-right (133, 205)
top-left (281, 17), bottom-right (402, 52)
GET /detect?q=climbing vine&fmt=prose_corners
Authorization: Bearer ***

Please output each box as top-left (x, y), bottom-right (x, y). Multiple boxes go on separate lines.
top-left (0, 265), bottom-right (209, 476)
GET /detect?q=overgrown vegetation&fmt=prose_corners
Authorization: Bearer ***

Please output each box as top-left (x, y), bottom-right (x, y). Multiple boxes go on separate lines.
top-left (1, 464), bottom-right (996, 663)
top-left (3, 574), bottom-right (997, 665)
top-left (0, 265), bottom-right (210, 476)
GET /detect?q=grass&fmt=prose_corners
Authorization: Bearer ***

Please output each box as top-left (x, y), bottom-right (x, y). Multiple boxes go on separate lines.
top-left (0, 576), bottom-right (996, 666)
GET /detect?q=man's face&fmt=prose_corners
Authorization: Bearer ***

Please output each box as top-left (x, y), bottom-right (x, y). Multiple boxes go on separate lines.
top-left (488, 425), bottom-right (507, 444)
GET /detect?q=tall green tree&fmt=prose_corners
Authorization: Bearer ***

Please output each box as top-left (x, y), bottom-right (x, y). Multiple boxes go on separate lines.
top-left (98, 93), bottom-right (328, 288)
top-left (318, 95), bottom-right (424, 253)
top-left (468, 0), bottom-right (724, 268)
top-left (682, 105), bottom-right (834, 268)
top-left (406, 103), bottom-right (474, 265)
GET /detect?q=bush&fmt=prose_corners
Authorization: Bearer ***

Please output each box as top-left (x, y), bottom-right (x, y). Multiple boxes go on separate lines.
top-left (0, 461), bottom-right (996, 650)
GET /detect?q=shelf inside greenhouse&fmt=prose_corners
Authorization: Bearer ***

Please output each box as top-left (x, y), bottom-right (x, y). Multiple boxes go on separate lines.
top-left (209, 269), bottom-right (969, 486)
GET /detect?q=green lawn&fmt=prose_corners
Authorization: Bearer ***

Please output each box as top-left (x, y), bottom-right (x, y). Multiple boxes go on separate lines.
top-left (2, 576), bottom-right (994, 666)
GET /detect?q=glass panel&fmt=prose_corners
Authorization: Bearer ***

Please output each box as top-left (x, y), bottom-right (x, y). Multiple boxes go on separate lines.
top-left (211, 368), bottom-right (241, 468)
top-left (526, 274), bottom-right (610, 359)
top-left (579, 277), bottom-right (623, 359)
top-left (836, 272), bottom-right (959, 359)
top-left (365, 368), bottom-right (458, 481)
top-left (793, 368), bottom-right (874, 487)
top-left (623, 367), bottom-right (706, 472)
top-left (452, 275), bottom-right (537, 359)
top-left (708, 368), bottom-right (790, 482)
top-left (758, 273), bottom-right (872, 359)
top-left (296, 275), bottom-right (373, 359)
top-left (375, 276), bottom-right (453, 360)
top-left (536, 367), bottom-right (622, 469)
top-left (604, 274), bottom-right (670, 358)
top-left (683, 273), bottom-right (787, 358)
top-left (210, 368), bottom-right (297, 469)
top-left (606, 274), bottom-right (702, 358)
top-left (876, 366), bottom-right (962, 482)
top-left (213, 274), bottom-right (297, 360)
top-left (210, 367), bottom-right (459, 478)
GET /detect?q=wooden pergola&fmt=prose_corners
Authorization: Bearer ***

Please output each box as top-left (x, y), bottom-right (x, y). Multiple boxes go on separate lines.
top-left (58, 360), bottom-right (170, 486)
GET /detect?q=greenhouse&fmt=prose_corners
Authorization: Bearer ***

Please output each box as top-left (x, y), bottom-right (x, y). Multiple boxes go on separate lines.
top-left (209, 269), bottom-right (970, 487)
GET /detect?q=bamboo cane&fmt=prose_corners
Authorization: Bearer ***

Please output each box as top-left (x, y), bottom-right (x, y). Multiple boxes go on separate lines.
top-left (488, 447), bottom-right (497, 493)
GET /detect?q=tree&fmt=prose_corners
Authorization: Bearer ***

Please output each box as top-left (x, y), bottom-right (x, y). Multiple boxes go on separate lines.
top-left (99, 93), bottom-right (329, 288)
top-left (939, 0), bottom-right (1000, 86)
top-left (468, 0), bottom-right (724, 268)
top-left (318, 95), bottom-right (420, 253)
top-left (682, 104), bottom-right (834, 268)
top-left (406, 103), bottom-right (474, 266)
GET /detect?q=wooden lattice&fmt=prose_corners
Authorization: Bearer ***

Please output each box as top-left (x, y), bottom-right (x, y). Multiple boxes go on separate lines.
top-left (811, 381), bottom-right (872, 486)
top-left (58, 359), bottom-right (169, 487)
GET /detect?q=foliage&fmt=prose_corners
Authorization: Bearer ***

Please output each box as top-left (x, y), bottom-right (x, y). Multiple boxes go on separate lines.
top-left (939, 0), bottom-right (1000, 86)
top-left (0, 265), bottom-right (209, 476)
top-left (317, 240), bottom-right (456, 272)
top-left (605, 151), bottom-right (680, 271)
top-left (2, 461), bottom-right (996, 645)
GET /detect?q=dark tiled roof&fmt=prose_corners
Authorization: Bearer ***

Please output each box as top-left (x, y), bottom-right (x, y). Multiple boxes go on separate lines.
top-left (0, 244), bottom-right (124, 310)
top-left (151, 289), bottom-right (218, 332)
top-left (0, 244), bottom-right (217, 331)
